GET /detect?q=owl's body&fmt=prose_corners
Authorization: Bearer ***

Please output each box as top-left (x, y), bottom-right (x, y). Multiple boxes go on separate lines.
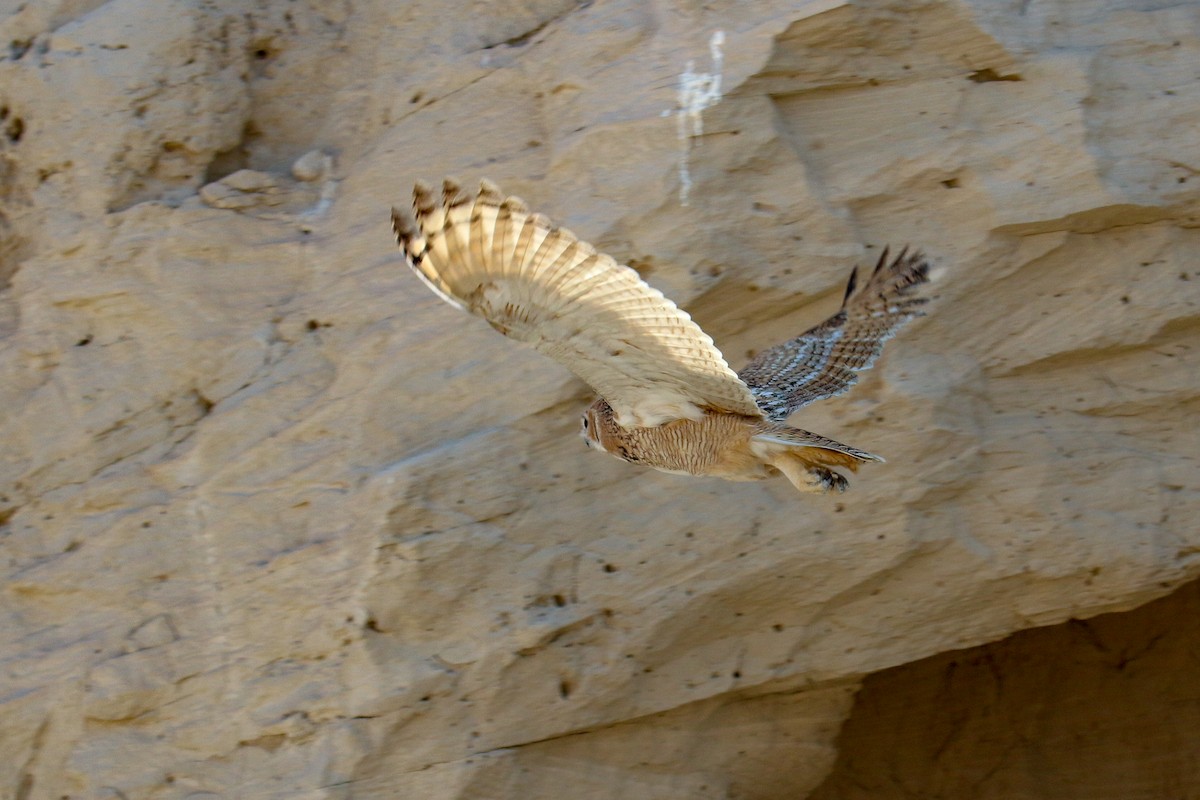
top-left (392, 178), bottom-right (931, 494)
top-left (583, 399), bottom-right (876, 492)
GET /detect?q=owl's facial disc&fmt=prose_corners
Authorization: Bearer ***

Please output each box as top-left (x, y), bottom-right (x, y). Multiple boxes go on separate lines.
top-left (580, 410), bottom-right (604, 451)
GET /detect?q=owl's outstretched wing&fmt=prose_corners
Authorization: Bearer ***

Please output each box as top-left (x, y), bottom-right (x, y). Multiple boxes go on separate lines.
top-left (392, 178), bottom-right (763, 427)
top-left (738, 248), bottom-right (931, 421)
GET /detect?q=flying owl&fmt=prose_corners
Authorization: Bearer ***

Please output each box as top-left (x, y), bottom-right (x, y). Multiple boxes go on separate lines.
top-left (392, 179), bottom-right (930, 493)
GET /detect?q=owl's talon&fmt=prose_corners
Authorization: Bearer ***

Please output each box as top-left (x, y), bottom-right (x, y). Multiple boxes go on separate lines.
top-left (807, 467), bottom-right (848, 494)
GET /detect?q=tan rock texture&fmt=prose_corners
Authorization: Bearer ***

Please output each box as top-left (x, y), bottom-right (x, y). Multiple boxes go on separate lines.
top-left (0, 0), bottom-right (1196, 797)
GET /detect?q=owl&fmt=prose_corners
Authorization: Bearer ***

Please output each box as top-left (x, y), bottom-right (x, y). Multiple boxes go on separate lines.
top-left (392, 179), bottom-right (930, 493)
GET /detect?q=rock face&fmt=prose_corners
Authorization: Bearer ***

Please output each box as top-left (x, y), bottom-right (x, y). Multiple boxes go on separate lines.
top-left (813, 579), bottom-right (1200, 800)
top-left (0, 1), bottom-right (1196, 798)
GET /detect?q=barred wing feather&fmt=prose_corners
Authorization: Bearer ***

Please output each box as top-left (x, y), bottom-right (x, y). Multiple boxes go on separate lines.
top-left (739, 248), bottom-right (930, 421)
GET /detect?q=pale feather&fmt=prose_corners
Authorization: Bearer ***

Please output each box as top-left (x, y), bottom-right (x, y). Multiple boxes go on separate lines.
top-left (393, 178), bottom-right (763, 427)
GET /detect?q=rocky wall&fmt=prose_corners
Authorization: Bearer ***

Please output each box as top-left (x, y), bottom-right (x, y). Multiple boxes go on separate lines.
top-left (0, 0), bottom-right (1197, 797)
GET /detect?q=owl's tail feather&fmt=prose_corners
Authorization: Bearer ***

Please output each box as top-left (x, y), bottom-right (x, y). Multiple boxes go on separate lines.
top-left (751, 426), bottom-right (883, 464)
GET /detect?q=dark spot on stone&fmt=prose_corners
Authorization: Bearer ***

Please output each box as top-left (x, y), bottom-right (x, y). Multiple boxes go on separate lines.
top-left (968, 68), bottom-right (1023, 83)
top-left (194, 391), bottom-right (214, 415)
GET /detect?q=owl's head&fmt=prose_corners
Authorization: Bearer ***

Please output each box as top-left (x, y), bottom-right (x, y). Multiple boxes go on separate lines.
top-left (581, 398), bottom-right (630, 459)
top-left (580, 404), bottom-right (605, 452)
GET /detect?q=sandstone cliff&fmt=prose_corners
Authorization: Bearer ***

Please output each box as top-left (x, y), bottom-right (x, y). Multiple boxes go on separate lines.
top-left (1, 0), bottom-right (1197, 797)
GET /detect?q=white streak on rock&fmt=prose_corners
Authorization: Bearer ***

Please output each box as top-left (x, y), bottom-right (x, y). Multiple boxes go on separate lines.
top-left (675, 30), bottom-right (725, 206)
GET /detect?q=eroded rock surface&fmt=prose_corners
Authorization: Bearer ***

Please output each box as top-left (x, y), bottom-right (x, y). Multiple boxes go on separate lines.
top-left (0, 1), bottom-right (1197, 797)
top-left (813, 578), bottom-right (1200, 800)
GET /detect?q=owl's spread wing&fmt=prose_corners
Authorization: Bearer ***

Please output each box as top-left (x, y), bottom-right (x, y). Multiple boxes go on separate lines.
top-left (392, 178), bottom-right (763, 427)
top-left (738, 248), bottom-right (930, 421)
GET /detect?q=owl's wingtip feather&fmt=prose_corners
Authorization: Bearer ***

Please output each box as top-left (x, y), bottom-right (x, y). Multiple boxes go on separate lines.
top-left (503, 195), bottom-right (530, 215)
top-left (442, 176), bottom-right (471, 207)
top-left (478, 178), bottom-right (504, 202)
top-left (391, 206), bottom-right (415, 238)
top-left (412, 181), bottom-right (436, 215)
